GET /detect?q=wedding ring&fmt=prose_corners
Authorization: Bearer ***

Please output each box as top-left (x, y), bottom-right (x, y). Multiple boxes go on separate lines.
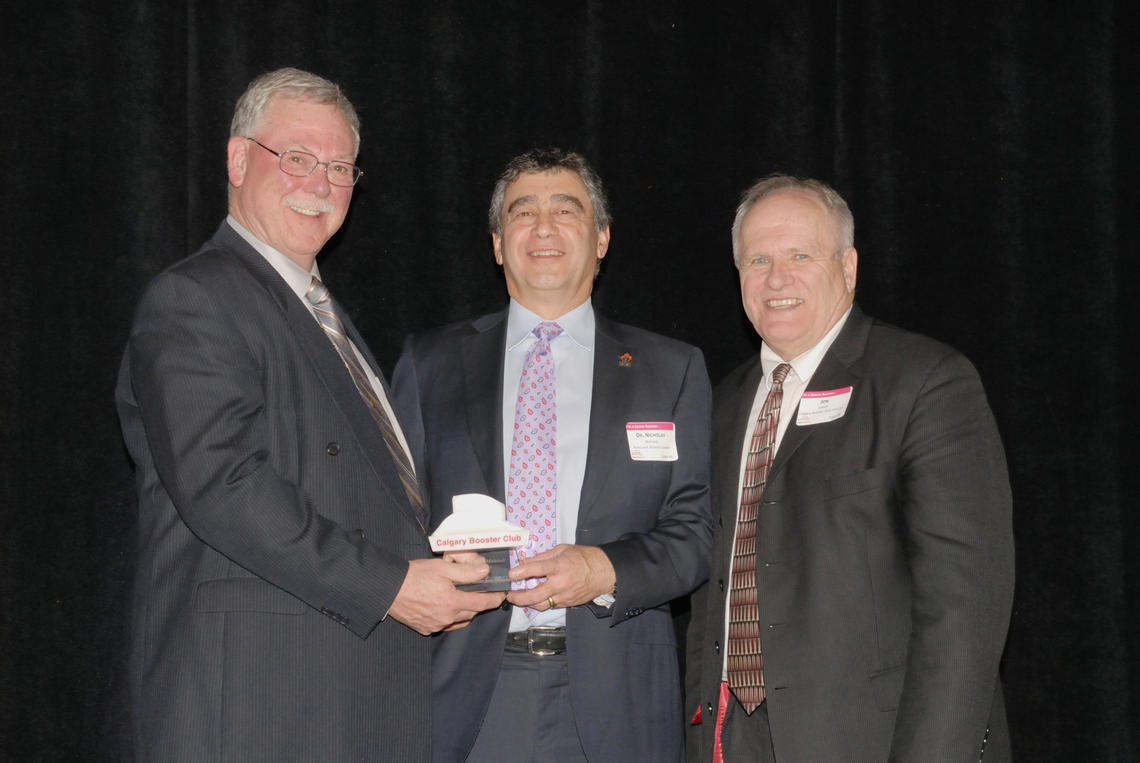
top-left (547, 596), bottom-right (556, 609)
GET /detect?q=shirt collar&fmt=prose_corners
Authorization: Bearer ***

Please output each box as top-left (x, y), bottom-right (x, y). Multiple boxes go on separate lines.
top-left (760, 305), bottom-right (853, 386)
top-left (505, 297), bottom-right (595, 353)
top-left (227, 215), bottom-right (322, 303)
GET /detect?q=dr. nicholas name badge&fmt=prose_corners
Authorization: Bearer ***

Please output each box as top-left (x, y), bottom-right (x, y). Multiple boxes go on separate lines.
top-left (625, 421), bottom-right (679, 461)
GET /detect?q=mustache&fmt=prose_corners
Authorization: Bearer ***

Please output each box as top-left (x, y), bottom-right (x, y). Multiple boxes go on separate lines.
top-left (283, 196), bottom-right (336, 214)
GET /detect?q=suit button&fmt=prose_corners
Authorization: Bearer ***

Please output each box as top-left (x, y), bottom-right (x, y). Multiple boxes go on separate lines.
top-left (707, 702), bottom-right (713, 715)
top-left (354, 528), bottom-right (365, 540)
top-left (714, 640), bottom-right (720, 654)
top-left (500, 600), bottom-right (510, 611)
top-left (326, 442), bottom-right (340, 455)
top-left (718, 579), bottom-right (725, 592)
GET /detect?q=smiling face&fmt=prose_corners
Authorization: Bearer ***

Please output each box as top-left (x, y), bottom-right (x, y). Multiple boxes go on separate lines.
top-left (492, 168), bottom-right (610, 319)
top-left (226, 97), bottom-right (355, 270)
top-left (737, 190), bottom-right (857, 359)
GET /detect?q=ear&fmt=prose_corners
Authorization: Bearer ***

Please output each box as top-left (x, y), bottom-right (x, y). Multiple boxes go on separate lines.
top-left (595, 225), bottom-right (611, 260)
top-left (226, 136), bottom-right (249, 187)
top-left (841, 246), bottom-right (858, 292)
top-left (492, 232), bottom-right (504, 265)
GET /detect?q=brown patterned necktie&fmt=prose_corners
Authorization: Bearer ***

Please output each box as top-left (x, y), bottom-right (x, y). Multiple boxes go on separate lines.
top-left (305, 276), bottom-right (426, 530)
top-left (727, 362), bottom-right (791, 714)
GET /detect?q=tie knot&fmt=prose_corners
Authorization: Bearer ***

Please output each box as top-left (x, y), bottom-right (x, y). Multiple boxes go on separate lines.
top-left (771, 363), bottom-right (792, 386)
top-left (532, 321), bottom-right (563, 342)
top-left (305, 276), bottom-right (331, 307)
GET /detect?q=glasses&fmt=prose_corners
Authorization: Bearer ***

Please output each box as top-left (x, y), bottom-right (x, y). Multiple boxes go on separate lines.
top-left (246, 138), bottom-right (363, 187)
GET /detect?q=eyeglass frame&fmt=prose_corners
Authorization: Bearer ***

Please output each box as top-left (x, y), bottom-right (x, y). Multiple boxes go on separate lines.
top-left (244, 137), bottom-right (363, 187)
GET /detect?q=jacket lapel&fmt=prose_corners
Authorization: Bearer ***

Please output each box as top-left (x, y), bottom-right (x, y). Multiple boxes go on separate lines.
top-left (576, 317), bottom-right (634, 528)
top-left (222, 226), bottom-right (418, 526)
top-left (335, 305), bottom-right (425, 509)
top-left (765, 305), bottom-right (870, 485)
top-left (716, 356), bottom-right (767, 570)
top-left (462, 311), bottom-right (508, 499)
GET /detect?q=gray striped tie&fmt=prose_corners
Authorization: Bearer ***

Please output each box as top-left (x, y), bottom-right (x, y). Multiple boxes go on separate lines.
top-left (305, 276), bottom-right (425, 530)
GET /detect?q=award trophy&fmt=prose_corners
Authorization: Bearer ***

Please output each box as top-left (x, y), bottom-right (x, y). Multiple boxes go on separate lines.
top-left (428, 493), bottom-right (527, 592)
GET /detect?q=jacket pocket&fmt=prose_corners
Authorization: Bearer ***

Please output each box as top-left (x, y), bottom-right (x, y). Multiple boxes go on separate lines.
top-left (195, 577), bottom-right (308, 615)
top-left (823, 462), bottom-right (893, 500)
top-left (869, 664), bottom-right (905, 711)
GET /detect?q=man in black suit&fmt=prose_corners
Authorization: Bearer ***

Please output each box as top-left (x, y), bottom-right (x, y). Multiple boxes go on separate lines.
top-left (116, 67), bottom-right (501, 761)
top-left (686, 175), bottom-right (1014, 761)
top-left (393, 149), bottom-right (713, 761)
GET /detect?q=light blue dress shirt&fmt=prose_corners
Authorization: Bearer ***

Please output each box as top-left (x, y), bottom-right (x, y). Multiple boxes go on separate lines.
top-left (502, 298), bottom-right (595, 631)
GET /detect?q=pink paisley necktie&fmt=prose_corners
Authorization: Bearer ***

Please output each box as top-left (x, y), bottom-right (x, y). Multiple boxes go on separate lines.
top-left (506, 322), bottom-right (563, 604)
top-left (726, 362), bottom-right (791, 714)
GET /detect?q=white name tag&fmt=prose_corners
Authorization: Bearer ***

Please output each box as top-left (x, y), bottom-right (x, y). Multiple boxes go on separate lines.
top-left (626, 422), bottom-right (679, 461)
top-left (796, 386), bottom-right (853, 426)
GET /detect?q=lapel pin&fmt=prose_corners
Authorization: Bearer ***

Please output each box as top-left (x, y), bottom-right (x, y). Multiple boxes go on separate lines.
top-left (618, 352), bottom-right (632, 368)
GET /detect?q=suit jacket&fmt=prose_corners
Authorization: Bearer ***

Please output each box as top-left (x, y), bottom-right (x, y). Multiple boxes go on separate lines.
top-left (686, 305), bottom-right (1014, 762)
top-left (116, 222), bottom-right (431, 761)
top-left (392, 307), bottom-right (713, 762)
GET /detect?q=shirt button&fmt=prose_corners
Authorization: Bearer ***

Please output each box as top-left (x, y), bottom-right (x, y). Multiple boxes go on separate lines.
top-left (326, 442), bottom-right (340, 455)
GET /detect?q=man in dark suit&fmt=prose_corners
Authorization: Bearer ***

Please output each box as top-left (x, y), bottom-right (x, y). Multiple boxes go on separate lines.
top-left (393, 149), bottom-right (713, 762)
top-left (685, 175), bottom-right (1014, 762)
top-left (116, 67), bottom-right (501, 761)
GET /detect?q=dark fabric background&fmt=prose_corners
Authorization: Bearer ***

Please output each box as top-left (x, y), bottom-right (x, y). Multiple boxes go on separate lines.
top-left (2, 2), bottom-right (1135, 759)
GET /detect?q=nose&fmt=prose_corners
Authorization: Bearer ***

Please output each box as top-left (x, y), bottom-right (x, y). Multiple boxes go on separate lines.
top-left (766, 257), bottom-right (794, 288)
top-left (535, 208), bottom-right (555, 237)
top-left (303, 163), bottom-right (333, 197)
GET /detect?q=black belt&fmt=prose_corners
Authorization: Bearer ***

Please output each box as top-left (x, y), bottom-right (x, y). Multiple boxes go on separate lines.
top-left (506, 626), bottom-right (566, 656)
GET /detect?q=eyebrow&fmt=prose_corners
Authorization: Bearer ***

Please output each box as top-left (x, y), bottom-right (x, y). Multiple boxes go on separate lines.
top-left (506, 194), bottom-right (538, 215)
top-left (289, 143), bottom-right (355, 163)
top-left (550, 193), bottom-right (585, 211)
top-left (505, 193), bottom-right (586, 215)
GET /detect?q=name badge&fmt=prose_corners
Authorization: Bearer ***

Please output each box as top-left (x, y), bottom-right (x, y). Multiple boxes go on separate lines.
top-left (626, 422), bottom-right (678, 461)
top-left (796, 386), bottom-right (852, 426)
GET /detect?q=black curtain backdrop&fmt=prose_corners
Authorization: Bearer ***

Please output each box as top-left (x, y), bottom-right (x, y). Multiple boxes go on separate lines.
top-left (3, 2), bottom-right (1136, 759)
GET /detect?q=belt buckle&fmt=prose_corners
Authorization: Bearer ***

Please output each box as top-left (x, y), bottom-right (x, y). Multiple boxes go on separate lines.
top-left (527, 626), bottom-right (564, 657)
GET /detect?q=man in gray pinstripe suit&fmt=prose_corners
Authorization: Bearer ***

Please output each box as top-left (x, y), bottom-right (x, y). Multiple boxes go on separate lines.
top-left (116, 67), bottom-right (500, 761)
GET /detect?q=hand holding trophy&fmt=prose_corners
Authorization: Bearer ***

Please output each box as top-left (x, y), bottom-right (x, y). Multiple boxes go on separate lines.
top-left (429, 493), bottom-right (527, 592)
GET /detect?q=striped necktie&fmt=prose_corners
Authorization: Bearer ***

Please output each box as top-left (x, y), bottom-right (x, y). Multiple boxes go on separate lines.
top-left (726, 362), bottom-right (791, 714)
top-left (305, 276), bottom-right (425, 530)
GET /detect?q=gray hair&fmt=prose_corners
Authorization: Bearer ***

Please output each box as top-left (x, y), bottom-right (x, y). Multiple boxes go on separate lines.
top-left (488, 148), bottom-right (611, 235)
top-left (230, 67), bottom-right (361, 158)
top-left (731, 174), bottom-right (854, 265)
